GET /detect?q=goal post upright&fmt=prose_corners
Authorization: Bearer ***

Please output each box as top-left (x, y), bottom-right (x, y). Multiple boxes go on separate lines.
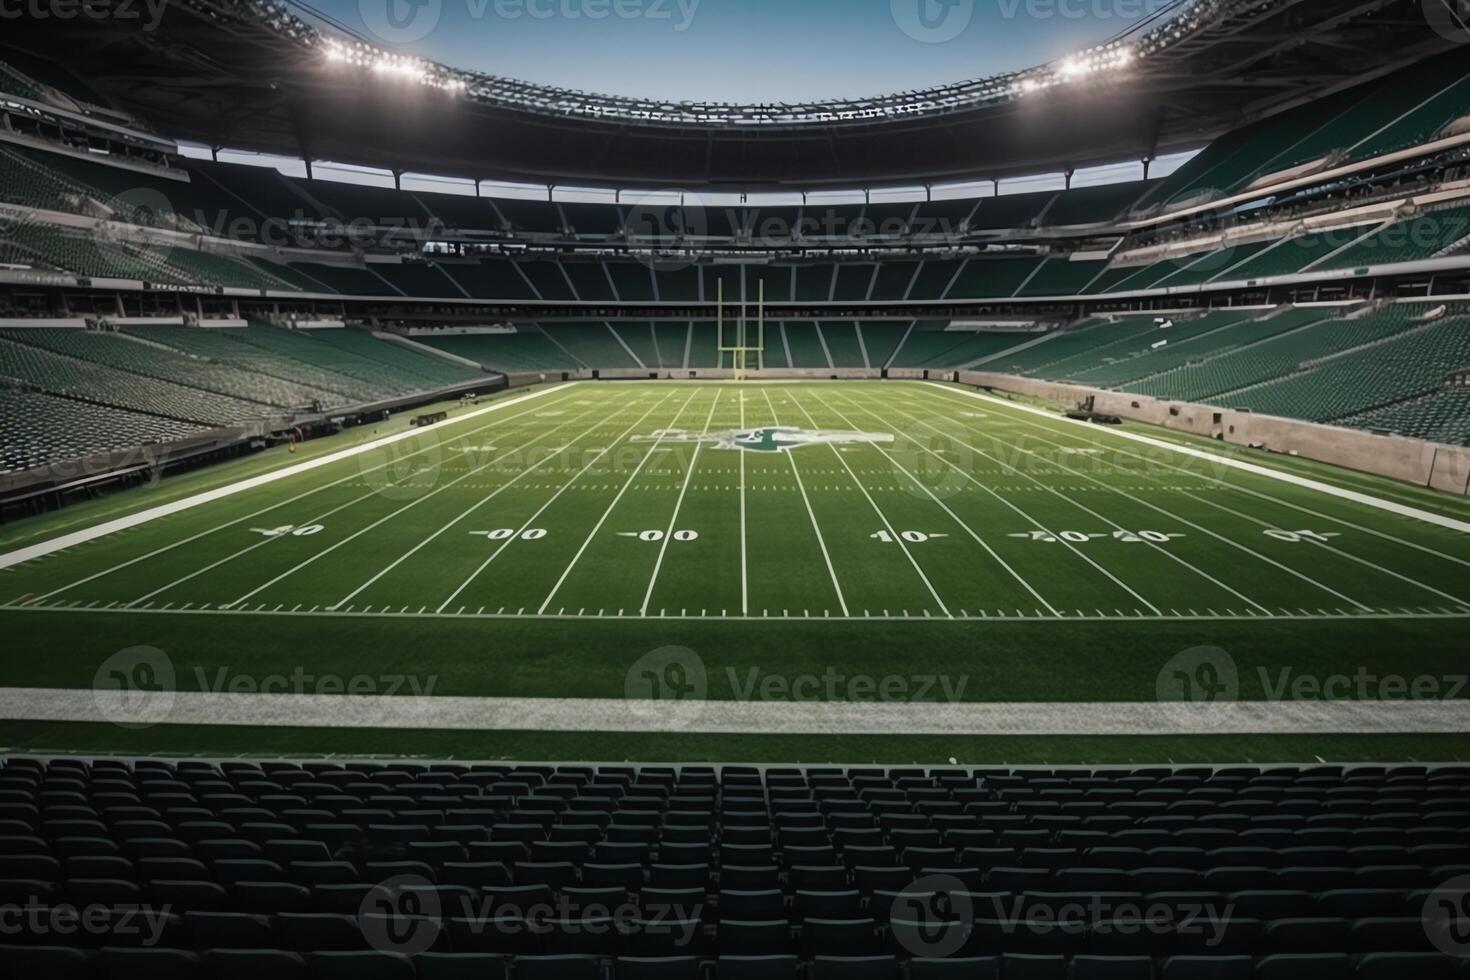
top-left (716, 272), bottom-right (765, 382)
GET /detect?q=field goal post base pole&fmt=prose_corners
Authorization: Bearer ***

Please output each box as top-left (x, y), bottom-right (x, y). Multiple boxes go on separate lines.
top-left (717, 274), bottom-right (765, 382)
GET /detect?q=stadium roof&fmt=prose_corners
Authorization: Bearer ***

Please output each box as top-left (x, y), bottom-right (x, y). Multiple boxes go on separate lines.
top-left (3, 0), bottom-right (1459, 190)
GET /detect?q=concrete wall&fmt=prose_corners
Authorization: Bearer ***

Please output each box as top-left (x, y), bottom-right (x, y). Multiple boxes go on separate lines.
top-left (956, 371), bottom-right (1470, 495)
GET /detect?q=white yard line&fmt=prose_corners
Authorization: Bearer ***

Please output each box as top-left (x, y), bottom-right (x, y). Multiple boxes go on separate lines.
top-left (337, 394), bottom-right (676, 612)
top-left (640, 390), bottom-right (723, 614)
top-left (15, 686), bottom-right (1470, 736)
top-left (12, 384), bottom-right (577, 594)
top-left (221, 404), bottom-right (611, 610)
top-left (8, 602), bottom-right (1466, 622)
top-left (90, 392), bottom-right (584, 606)
top-left (759, 388), bottom-right (849, 617)
top-left (919, 389), bottom-right (1374, 611)
top-left (887, 398), bottom-right (1273, 613)
top-left (813, 391), bottom-right (1061, 617)
top-left (783, 389), bottom-right (952, 617)
top-left (441, 393), bottom-right (681, 615)
top-left (536, 390), bottom-right (702, 615)
top-left (926, 382), bottom-right (1470, 537)
top-left (1174, 488), bottom-right (1469, 607)
top-left (828, 390), bottom-right (1161, 616)
top-left (946, 389), bottom-right (1470, 590)
top-left (739, 391), bottom-right (749, 616)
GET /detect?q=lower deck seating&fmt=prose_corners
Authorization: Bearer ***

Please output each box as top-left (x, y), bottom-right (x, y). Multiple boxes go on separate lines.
top-left (0, 757), bottom-right (1464, 978)
top-left (0, 332), bottom-right (273, 425)
top-left (0, 385), bottom-right (213, 473)
top-left (1343, 387), bottom-right (1470, 445)
top-left (418, 331), bottom-right (582, 372)
top-left (548, 324), bottom-right (641, 369)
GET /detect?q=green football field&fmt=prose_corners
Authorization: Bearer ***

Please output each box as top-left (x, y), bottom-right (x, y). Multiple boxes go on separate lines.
top-left (2, 379), bottom-right (1468, 764)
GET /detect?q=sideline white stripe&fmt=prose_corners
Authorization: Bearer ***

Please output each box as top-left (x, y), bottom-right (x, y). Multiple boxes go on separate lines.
top-left (0, 384), bottom-right (572, 571)
top-left (11, 687), bottom-right (1470, 736)
top-left (925, 383), bottom-right (1470, 536)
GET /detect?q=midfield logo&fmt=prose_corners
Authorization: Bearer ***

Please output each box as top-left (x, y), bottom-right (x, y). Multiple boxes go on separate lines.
top-left (636, 426), bottom-right (894, 453)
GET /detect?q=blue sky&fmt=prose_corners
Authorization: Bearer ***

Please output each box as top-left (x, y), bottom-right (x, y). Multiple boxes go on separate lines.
top-left (299, 0), bottom-right (1160, 102)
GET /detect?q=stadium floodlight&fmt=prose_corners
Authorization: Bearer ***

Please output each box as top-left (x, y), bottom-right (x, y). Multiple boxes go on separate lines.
top-left (320, 38), bottom-right (467, 93)
top-left (257, 0), bottom-right (1262, 124)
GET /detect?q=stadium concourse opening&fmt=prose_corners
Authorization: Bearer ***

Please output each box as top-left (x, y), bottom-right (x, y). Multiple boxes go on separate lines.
top-left (1, 0), bottom-right (1470, 974)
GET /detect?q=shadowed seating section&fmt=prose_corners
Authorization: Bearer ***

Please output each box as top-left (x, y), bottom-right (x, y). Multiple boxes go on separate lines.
top-left (0, 757), bottom-right (1465, 977)
top-left (0, 325), bottom-right (492, 470)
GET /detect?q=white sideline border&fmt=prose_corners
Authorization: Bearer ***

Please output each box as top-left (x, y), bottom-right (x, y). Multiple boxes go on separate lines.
top-left (927, 382), bottom-right (1470, 536)
top-left (0, 383), bottom-right (571, 571)
top-left (7, 687), bottom-right (1470, 736)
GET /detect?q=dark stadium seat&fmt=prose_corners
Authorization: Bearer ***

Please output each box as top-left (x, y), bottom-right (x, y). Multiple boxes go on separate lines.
top-left (0, 945), bottom-right (98, 980)
top-left (808, 955), bottom-right (900, 980)
top-left (1354, 953), bottom-right (1464, 979)
top-left (999, 953), bottom-right (1069, 980)
top-left (613, 957), bottom-right (703, 980)
top-left (410, 953), bottom-right (510, 980)
top-left (908, 957), bottom-right (1001, 979)
top-left (717, 920), bottom-right (792, 956)
top-left (513, 954), bottom-right (604, 980)
top-left (1254, 953), bottom-right (1352, 980)
top-left (100, 947), bottom-right (206, 980)
top-left (306, 950), bottom-right (415, 980)
top-left (715, 955), bottom-right (800, 980)
top-left (1071, 956), bottom-right (1156, 980)
top-left (203, 949), bottom-right (310, 980)
top-left (1160, 957), bottom-right (1254, 980)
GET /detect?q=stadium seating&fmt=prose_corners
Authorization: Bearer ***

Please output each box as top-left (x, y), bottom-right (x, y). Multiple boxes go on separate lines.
top-left (1314, 205), bottom-right (1470, 271)
top-left (1121, 305), bottom-right (1430, 405)
top-left (819, 322), bottom-right (866, 368)
top-left (544, 323), bottom-right (641, 369)
top-left (3, 328), bottom-right (328, 411)
top-left (780, 323), bottom-right (829, 369)
top-left (0, 223), bottom-right (182, 283)
top-left (302, 329), bottom-right (485, 391)
top-left (1226, 312), bottom-right (1470, 423)
top-left (0, 330), bottom-right (275, 425)
top-left (0, 324), bottom-right (490, 469)
top-left (888, 324), bottom-right (1025, 369)
top-left (0, 384), bottom-right (213, 473)
top-left (125, 327), bottom-right (379, 406)
top-left (1343, 387), bottom-right (1470, 445)
top-left (1063, 308), bottom-right (1329, 390)
top-left (652, 323), bottom-right (691, 369)
top-left (417, 330), bottom-right (582, 373)
top-left (0, 756), bottom-right (1463, 976)
top-left (1133, 51), bottom-right (1470, 210)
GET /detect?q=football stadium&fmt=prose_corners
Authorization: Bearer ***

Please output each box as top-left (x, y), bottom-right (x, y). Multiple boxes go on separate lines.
top-left (1, 0), bottom-right (1470, 975)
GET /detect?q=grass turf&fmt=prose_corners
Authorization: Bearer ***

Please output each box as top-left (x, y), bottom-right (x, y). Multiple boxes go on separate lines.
top-left (2, 379), bottom-right (1467, 762)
